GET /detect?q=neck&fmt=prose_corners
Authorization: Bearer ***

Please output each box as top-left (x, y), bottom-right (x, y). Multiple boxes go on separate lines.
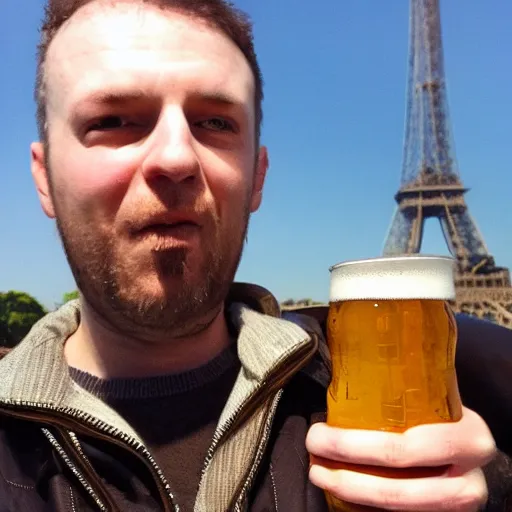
top-left (64, 299), bottom-right (232, 379)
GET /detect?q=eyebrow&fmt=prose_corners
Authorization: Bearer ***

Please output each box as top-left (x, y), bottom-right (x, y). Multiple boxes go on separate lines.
top-left (74, 90), bottom-right (149, 109)
top-left (74, 89), bottom-right (242, 109)
top-left (190, 90), bottom-right (242, 108)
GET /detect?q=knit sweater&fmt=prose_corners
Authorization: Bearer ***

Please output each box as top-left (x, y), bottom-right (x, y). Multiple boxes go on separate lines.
top-left (70, 345), bottom-right (240, 511)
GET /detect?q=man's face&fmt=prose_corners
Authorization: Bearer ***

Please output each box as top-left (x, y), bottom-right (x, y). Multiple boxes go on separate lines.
top-left (32, 2), bottom-right (268, 339)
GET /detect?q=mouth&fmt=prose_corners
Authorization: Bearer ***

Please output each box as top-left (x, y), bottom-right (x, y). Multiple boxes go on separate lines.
top-left (127, 210), bottom-right (204, 251)
top-left (130, 219), bottom-right (201, 253)
top-left (139, 220), bottom-right (199, 235)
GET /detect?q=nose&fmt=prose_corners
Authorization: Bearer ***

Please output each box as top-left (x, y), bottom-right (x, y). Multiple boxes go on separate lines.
top-left (141, 107), bottom-right (200, 184)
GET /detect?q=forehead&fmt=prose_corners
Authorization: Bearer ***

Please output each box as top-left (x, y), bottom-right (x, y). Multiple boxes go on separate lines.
top-left (45, 2), bottom-right (254, 109)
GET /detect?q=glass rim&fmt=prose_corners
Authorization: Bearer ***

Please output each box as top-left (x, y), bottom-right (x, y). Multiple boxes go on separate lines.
top-left (329, 255), bottom-right (455, 273)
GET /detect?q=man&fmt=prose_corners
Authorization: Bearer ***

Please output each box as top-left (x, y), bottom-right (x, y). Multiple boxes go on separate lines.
top-left (0, 0), bottom-right (509, 510)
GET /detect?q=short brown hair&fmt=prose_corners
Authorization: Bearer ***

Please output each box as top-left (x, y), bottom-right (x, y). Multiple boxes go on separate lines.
top-left (36, 0), bottom-right (264, 143)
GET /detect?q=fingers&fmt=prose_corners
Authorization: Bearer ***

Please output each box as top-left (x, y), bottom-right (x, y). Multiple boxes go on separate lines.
top-left (306, 407), bottom-right (496, 470)
top-left (309, 455), bottom-right (450, 480)
top-left (309, 465), bottom-right (488, 511)
top-left (306, 407), bottom-right (494, 511)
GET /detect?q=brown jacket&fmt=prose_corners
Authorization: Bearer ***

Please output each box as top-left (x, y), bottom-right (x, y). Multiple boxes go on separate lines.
top-left (0, 283), bottom-right (510, 511)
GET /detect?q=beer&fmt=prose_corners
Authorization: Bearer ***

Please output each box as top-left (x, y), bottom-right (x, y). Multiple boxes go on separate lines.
top-left (325, 256), bottom-right (462, 511)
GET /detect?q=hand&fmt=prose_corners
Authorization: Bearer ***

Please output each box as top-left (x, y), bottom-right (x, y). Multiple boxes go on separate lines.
top-left (306, 407), bottom-right (497, 511)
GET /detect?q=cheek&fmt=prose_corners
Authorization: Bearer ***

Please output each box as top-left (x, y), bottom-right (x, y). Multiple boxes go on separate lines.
top-left (51, 146), bottom-right (138, 217)
top-left (203, 151), bottom-right (254, 215)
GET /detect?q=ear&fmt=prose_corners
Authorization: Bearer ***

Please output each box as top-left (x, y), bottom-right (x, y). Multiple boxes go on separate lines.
top-left (31, 142), bottom-right (56, 218)
top-left (250, 146), bottom-right (269, 213)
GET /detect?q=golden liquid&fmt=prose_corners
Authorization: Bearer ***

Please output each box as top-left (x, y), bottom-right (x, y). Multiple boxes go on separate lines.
top-left (325, 299), bottom-right (462, 512)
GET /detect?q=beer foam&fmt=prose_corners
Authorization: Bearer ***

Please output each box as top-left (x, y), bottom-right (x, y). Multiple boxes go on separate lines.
top-left (329, 255), bottom-right (456, 301)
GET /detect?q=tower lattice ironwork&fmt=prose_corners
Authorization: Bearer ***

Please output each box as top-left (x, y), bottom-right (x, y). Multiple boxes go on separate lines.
top-left (383, 0), bottom-right (512, 328)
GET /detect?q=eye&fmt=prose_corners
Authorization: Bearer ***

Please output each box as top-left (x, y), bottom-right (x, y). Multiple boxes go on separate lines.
top-left (88, 116), bottom-right (131, 132)
top-left (197, 117), bottom-right (235, 132)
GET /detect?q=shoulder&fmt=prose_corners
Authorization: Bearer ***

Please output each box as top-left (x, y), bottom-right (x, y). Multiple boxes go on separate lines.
top-left (455, 313), bottom-right (512, 360)
top-left (454, 314), bottom-right (512, 457)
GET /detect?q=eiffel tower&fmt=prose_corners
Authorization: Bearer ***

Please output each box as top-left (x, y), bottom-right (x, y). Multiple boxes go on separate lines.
top-left (383, 0), bottom-right (512, 328)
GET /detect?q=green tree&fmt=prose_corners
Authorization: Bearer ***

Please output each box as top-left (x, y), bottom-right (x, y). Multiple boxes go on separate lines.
top-left (0, 291), bottom-right (47, 347)
top-left (62, 290), bottom-right (79, 304)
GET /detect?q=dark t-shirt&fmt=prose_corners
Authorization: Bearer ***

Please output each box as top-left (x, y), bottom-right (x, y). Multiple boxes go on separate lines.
top-left (70, 345), bottom-right (240, 511)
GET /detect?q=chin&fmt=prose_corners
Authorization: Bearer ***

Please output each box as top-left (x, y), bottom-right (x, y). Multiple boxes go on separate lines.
top-left (119, 277), bottom-right (173, 301)
top-left (132, 273), bottom-right (199, 297)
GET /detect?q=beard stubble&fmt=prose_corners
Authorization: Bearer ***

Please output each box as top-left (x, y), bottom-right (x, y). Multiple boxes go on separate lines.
top-left (53, 190), bottom-right (251, 341)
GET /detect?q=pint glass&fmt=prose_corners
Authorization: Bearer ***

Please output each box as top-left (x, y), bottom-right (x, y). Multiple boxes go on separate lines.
top-left (325, 256), bottom-right (462, 512)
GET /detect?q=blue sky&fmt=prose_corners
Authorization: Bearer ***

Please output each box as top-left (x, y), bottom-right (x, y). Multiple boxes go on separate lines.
top-left (1, 0), bottom-right (511, 309)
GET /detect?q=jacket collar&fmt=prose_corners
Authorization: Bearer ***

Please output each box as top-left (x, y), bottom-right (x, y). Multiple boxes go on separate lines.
top-left (0, 283), bottom-right (321, 438)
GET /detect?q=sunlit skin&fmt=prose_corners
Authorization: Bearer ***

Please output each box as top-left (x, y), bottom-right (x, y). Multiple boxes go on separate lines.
top-left (31, 2), bottom-right (268, 378)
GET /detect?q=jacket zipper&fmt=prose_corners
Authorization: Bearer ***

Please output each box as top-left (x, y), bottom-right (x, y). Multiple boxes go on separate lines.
top-left (0, 332), bottom-right (318, 512)
top-left (66, 430), bottom-right (121, 511)
top-left (0, 403), bottom-right (179, 512)
top-left (41, 427), bottom-right (109, 511)
top-left (200, 334), bottom-right (318, 509)
top-left (232, 390), bottom-right (283, 511)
